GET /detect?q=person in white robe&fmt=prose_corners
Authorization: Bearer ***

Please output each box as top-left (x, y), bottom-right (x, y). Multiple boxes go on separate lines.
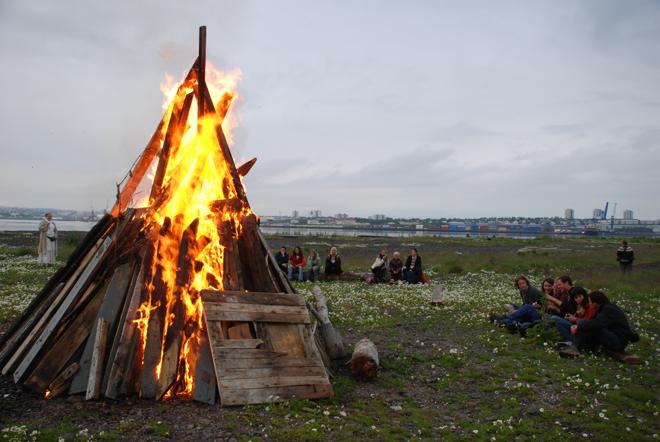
top-left (38, 213), bottom-right (58, 265)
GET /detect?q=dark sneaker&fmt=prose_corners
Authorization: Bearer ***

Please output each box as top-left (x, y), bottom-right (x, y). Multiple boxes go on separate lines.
top-left (489, 313), bottom-right (506, 324)
top-left (555, 341), bottom-right (573, 349)
top-left (559, 346), bottom-right (580, 359)
top-left (506, 322), bottom-right (518, 334)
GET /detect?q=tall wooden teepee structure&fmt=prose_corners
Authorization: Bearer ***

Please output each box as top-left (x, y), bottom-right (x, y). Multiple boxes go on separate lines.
top-left (0, 26), bottom-right (332, 406)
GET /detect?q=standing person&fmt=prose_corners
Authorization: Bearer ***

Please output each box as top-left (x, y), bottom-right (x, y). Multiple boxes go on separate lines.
top-left (307, 249), bottom-right (321, 282)
top-left (38, 212), bottom-right (57, 266)
top-left (324, 246), bottom-right (343, 279)
top-left (616, 240), bottom-right (635, 275)
top-left (403, 248), bottom-right (422, 284)
top-left (389, 251), bottom-right (403, 282)
top-left (288, 246), bottom-right (306, 282)
top-left (370, 249), bottom-right (389, 283)
top-left (275, 246), bottom-right (289, 273)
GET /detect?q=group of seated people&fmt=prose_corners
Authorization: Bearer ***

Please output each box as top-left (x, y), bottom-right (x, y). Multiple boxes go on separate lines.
top-left (275, 246), bottom-right (343, 282)
top-left (369, 248), bottom-right (427, 284)
top-left (491, 275), bottom-right (639, 357)
top-left (274, 245), bottom-right (427, 284)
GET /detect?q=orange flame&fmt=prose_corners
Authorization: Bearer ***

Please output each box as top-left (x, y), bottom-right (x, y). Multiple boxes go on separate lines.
top-left (135, 62), bottom-right (250, 399)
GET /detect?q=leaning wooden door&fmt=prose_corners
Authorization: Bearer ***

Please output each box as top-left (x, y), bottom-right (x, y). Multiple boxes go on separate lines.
top-left (201, 290), bottom-right (332, 406)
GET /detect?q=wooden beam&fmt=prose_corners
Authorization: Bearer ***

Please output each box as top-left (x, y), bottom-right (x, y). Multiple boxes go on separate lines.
top-left (110, 61), bottom-right (198, 217)
top-left (69, 262), bottom-right (134, 394)
top-left (214, 339), bottom-right (264, 349)
top-left (46, 362), bottom-right (80, 399)
top-left (217, 219), bottom-right (244, 291)
top-left (23, 280), bottom-right (107, 393)
top-left (203, 307), bottom-right (310, 325)
top-left (256, 228), bottom-right (295, 294)
top-left (11, 235), bottom-right (113, 383)
top-left (192, 327), bottom-right (216, 405)
top-left (104, 259), bottom-right (146, 399)
top-left (237, 157), bottom-right (257, 177)
top-left (85, 318), bottom-right (109, 400)
top-left (237, 214), bottom-right (279, 292)
top-left (220, 384), bottom-right (332, 406)
top-left (139, 263), bottom-right (167, 399)
top-left (197, 25), bottom-right (207, 119)
top-left (201, 290), bottom-right (305, 306)
top-left (149, 92), bottom-right (194, 202)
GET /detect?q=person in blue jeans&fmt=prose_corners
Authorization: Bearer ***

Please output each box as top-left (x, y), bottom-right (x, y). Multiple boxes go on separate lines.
top-left (501, 276), bottom-right (543, 332)
top-left (552, 287), bottom-right (592, 342)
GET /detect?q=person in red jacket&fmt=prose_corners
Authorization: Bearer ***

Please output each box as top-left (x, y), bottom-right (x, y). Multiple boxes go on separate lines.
top-left (288, 246), bottom-right (307, 281)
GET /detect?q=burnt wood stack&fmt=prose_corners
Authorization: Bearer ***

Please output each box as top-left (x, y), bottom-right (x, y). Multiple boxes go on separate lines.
top-left (0, 26), bottom-right (332, 406)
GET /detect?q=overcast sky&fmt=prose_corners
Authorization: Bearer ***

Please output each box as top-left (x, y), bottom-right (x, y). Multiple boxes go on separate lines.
top-left (1, 0), bottom-right (659, 219)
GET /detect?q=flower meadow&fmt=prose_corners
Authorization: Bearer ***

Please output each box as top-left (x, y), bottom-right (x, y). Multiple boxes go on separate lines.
top-left (0, 245), bottom-right (658, 440)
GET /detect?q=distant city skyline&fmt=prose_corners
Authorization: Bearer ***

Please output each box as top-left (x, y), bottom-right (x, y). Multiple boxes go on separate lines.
top-left (0, 204), bottom-right (653, 221)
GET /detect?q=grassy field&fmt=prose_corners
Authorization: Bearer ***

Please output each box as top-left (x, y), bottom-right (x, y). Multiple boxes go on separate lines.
top-left (0, 234), bottom-right (658, 441)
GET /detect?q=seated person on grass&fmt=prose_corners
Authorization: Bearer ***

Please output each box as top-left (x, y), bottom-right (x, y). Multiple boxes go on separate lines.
top-left (403, 248), bottom-right (423, 284)
top-left (552, 287), bottom-right (595, 342)
top-left (539, 277), bottom-right (555, 309)
top-left (307, 249), bottom-right (321, 282)
top-left (370, 249), bottom-right (390, 283)
top-left (495, 276), bottom-right (543, 333)
top-left (566, 291), bottom-right (639, 354)
top-left (389, 251), bottom-right (403, 282)
top-left (275, 246), bottom-right (289, 273)
top-left (288, 246), bottom-right (306, 282)
top-left (547, 275), bottom-right (579, 317)
top-left (324, 246), bottom-right (343, 279)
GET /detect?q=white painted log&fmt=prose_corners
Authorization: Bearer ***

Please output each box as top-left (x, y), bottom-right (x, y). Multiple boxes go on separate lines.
top-left (350, 338), bottom-right (378, 381)
top-left (313, 286), bottom-right (345, 360)
top-left (86, 318), bottom-right (109, 400)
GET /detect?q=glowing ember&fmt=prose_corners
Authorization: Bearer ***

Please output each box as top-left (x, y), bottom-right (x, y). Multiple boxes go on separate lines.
top-left (135, 63), bottom-right (251, 398)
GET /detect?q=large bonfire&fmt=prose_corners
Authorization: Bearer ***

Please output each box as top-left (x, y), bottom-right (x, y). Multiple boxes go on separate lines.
top-left (0, 26), bottom-right (332, 406)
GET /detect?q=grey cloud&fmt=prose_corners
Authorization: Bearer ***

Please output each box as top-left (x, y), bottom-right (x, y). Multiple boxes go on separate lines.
top-left (1, 0), bottom-right (659, 218)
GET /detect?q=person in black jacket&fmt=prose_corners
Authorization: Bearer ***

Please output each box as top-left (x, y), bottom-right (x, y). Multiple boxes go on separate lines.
top-left (570, 291), bottom-right (638, 353)
top-left (324, 246), bottom-right (342, 279)
top-left (403, 248), bottom-right (422, 284)
top-left (275, 246), bottom-right (289, 273)
top-left (616, 240), bottom-right (635, 275)
top-left (496, 276), bottom-right (543, 332)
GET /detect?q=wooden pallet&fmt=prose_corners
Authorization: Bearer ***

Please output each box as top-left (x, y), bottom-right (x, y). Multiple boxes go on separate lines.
top-left (201, 290), bottom-right (332, 406)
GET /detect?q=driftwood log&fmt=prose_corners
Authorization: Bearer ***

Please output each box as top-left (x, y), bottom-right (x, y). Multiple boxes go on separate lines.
top-left (312, 286), bottom-right (345, 360)
top-left (350, 338), bottom-right (378, 381)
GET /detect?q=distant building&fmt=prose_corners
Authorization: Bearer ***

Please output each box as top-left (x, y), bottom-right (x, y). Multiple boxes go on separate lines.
top-left (593, 208), bottom-right (603, 219)
top-left (623, 210), bottom-right (634, 220)
top-left (334, 213), bottom-right (349, 219)
top-left (369, 214), bottom-right (386, 220)
top-left (292, 210), bottom-right (299, 218)
top-left (309, 210), bottom-right (322, 218)
top-left (564, 208), bottom-right (575, 220)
